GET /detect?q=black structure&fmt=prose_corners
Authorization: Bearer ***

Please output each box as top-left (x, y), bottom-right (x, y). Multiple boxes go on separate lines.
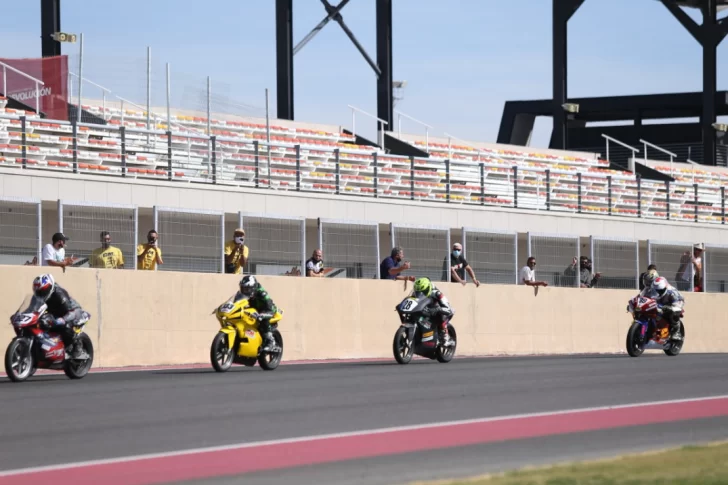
top-left (502, 0), bottom-right (728, 167)
top-left (40, 0), bottom-right (62, 57)
top-left (275, 0), bottom-right (393, 132)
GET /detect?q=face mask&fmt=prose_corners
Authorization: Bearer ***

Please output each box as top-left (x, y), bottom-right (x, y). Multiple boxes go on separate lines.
top-left (452, 250), bottom-right (461, 258)
top-left (235, 236), bottom-right (245, 244)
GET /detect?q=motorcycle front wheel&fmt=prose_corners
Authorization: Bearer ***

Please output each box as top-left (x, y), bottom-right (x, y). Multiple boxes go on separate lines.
top-left (626, 321), bottom-right (645, 357)
top-left (210, 333), bottom-right (234, 372)
top-left (436, 324), bottom-right (457, 363)
top-left (258, 330), bottom-right (283, 371)
top-left (5, 338), bottom-right (35, 382)
top-left (64, 333), bottom-right (94, 379)
top-left (664, 322), bottom-right (685, 357)
top-left (393, 326), bottom-right (413, 364)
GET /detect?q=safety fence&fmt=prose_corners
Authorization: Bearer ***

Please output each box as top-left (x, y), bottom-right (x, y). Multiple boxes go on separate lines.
top-left (647, 240), bottom-right (696, 292)
top-left (240, 213), bottom-right (305, 276)
top-left (0, 196), bottom-right (41, 266)
top-left (318, 218), bottom-right (380, 279)
top-left (4, 112), bottom-right (728, 225)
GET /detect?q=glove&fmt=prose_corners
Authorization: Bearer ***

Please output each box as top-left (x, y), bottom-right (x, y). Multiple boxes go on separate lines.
top-left (39, 318), bottom-right (52, 331)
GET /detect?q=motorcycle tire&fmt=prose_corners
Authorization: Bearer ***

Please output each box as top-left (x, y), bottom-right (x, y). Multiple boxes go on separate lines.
top-left (4, 338), bottom-right (34, 382)
top-left (210, 332), bottom-right (234, 372)
top-left (258, 330), bottom-right (283, 371)
top-left (436, 324), bottom-right (457, 363)
top-left (626, 321), bottom-right (645, 357)
top-left (664, 322), bottom-right (685, 357)
top-left (393, 326), bottom-right (413, 365)
top-left (63, 334), bottom-right (94, 380)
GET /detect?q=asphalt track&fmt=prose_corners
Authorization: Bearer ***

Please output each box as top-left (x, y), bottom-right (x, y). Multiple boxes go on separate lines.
top-left (2, 353), bottom-right (728, 484)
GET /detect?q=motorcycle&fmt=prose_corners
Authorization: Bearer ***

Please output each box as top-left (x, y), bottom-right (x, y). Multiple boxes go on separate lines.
top-left (626, 295), bottom-right (685, 357)
top-left (4, 295), bottom-right (94, 382)
top-left (210, 294), bottom-right (284, 372)
top-left (392, 292), bottom-right (457, 364)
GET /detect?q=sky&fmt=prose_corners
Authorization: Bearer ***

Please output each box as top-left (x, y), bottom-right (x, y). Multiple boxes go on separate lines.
top-left (0, 0), bottom-right (725, 147)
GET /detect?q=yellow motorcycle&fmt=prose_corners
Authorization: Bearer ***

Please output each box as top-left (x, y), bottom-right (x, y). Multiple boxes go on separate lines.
top-left (209, 295), bottom-right (284, 372)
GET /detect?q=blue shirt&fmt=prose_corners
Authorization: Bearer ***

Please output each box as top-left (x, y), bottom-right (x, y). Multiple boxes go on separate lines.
top-left (380, 256), bottom-right (399, 280)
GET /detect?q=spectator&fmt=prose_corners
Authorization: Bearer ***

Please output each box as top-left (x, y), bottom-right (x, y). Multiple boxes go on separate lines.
top-left (676, 243), bottom-right (704, 292)
top-left (380, 247), bottom-right (414, 281)
top-left (42, 232), bottom-right (76, 270)
top-left (564, 256), bottom-right (601, 288)
top-left (520, 257), bottom-right (548, 287)
top-left (448, 242), bottom-right (480, 287)
top-left (224, 228), bottom-right (249, 275)
top-left (306, 249), bottom-right (325, 277)
top-left (137, 229), bottom-right (163, 271)
top-left (90, 231), bottom-right (125, 269)
top-left (639, 264), bottom-right (658, 291)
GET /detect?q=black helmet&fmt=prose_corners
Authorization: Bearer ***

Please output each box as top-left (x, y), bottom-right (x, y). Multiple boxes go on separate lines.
top-left (239, 275), bottom-right (257, 297)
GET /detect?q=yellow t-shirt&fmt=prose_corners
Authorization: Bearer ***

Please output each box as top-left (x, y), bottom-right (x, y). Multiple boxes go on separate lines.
top-left (137, 244), bottom-right (162, 271)
top-left (90, 246), bottom-right (125, 269)
top-left (224, 241), bottom-right (249, 274)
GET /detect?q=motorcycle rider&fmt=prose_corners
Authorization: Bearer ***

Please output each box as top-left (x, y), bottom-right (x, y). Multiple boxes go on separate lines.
top-left (412, 277), bottom-right (455, 347)
top-left (237, 275), bottom-right (279, 351)
top-left (32, 274), bottom-right (89, 359)
top-left (651, 276), bottom-right (685, 341)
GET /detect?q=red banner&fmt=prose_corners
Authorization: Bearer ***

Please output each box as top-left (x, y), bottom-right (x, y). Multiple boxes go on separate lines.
top-left (0, 55), bottom-right (69, 120)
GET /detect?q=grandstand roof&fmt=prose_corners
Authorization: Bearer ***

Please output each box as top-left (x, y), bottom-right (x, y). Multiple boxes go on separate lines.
top-left (662, 0), bottom-right (728, 10)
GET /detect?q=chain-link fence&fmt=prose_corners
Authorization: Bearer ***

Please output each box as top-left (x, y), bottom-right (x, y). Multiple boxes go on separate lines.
top-left (461, 228), bottom-right (518, 285)
top-left (152, 206), bottom-right (224, 273)
top-left (647, 240), bottom-right (695, 292)
top-left (318, 218), bottom-right (380, 279)
top-left (58, 200), bottom-right (137, 270)
top-left (590, 236), bottom-right (639, 290)
top-left (240, 213), bottom-right (305, 276)
top-left (390, 223), bottom-right (450, 282)
top-left (704, 244), bottom-right (728, 293)
top-left (0, 197), bottom-right (41, 266)
top-left (526, 232), bottom-right (580, 288)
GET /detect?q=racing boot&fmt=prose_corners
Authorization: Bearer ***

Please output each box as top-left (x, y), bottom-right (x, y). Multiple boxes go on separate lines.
top-left (670, 321), bottom-right (683, 341)
top-left (262, 332), bottom-right (277, 351)
top-left (439, 325), bottom-right (455, 348)
top-left (66, 340), bottom-right (89, 360)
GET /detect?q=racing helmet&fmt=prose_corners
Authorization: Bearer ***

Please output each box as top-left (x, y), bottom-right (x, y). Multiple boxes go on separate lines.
top-left (642, 269), bottom-right (659, 289)
top-left (652, 276), bottom-right (668, 296)
top-left (239, 275), bottom-right (257, 297)
top-left (413, 277), bottom-right (432, 297)
top-left (33, 274), bottom-right (55, 302)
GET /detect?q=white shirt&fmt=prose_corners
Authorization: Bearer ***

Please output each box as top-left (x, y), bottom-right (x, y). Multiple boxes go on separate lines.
top-left (306, 259), bottom-right (324, 275)
top-left (41, 243), bottom-right (65, 266)
top-left (681, 256), bottom-right (701, 281)
top-left (519, 265), bottom-right (535, 285)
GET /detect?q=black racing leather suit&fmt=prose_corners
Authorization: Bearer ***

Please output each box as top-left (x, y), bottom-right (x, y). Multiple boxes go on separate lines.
top-left (425, 287), bottom-right (454, 332)
top-left (44, 285), bottom-right (86, 348)
top-left (242, 283), bottom-right (278, 336)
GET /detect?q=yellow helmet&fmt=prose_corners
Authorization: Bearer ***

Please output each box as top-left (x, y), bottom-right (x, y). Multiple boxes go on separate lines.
top-left (413, 277), bottom-right (432, 297)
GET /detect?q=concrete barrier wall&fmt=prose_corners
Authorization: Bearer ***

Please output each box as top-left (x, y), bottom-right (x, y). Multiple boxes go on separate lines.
top-left (1, 265), bottom-right (727, 368)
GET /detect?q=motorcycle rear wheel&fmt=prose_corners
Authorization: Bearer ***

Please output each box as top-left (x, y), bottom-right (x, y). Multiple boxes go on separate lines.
top-left (4, 339), bottom-right (34, 382)
top-left (393, 327), bottom-right (413, 365)
top-left (626, 321), bottom-right (645, 357)
top-left (211, 332), bottom-right (234, 372)
top-left (436, 324), bottom-right (457, 363)
top-left (258, 330), bottom-right (283, 371)
top-left (664, 322), bottom-right (685, 357)
top-left (64, 334), bottom-right (94, 379)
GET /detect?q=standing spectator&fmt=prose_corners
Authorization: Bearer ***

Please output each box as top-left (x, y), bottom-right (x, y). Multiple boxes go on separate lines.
top-left (42, 232), bottom-right (76, 270)
top-left (137, 229), bottom-right (163, 271)
top-left (676, 243), bottom-right (704, 292)
top-left (306, 249), bottom-right (325, 277)
top-left (90, 231), bottom-right (125, 269)
top-left (448, 242), bottom-right (480, 287)
top-left (519, 257), bottom-right (548, 287)
top-left (564, 256), bottom-right (601, 288)
top-left (224, 228), bottom-right (249, 274)
top-left (380, 247), bottom-right (414, 281)
top-left (639, 264), bottom-right (658, 291)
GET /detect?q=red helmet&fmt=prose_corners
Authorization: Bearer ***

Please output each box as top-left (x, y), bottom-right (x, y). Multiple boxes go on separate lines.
top-left (33, 274), bottom-right (55, 301)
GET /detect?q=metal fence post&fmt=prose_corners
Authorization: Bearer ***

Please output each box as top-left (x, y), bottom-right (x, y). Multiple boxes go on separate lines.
top-left (120, 126), bottom-right (127, 177)
top-left (722, 186), bottom-right (725, 225)
top-left (513, 166), bottom-right (518, 208)
top-left (607, 175), bottom-right (612, 216)
top-left (479, 162), bottom-right (485, 205)
top-left (295, 144), bottom-right (301, 191)
top-left (373, 152), bottom-right (378, 198)
top-left (577, 172), bottom-right (582, 213)
top-left (409, 156), bottom-right (415, 200)
top-left (666, 181), bottom-right (671, 221)
top-left (694, 183), bottom-right (698, 222)
top-left (335, 149), bottom-right (340, 195)
top-left (211, 135), bottom-right (217, 185)
top-left (545, 169), bottom-right (551, 210)
top-left (445, 159), bottom-right (451, 203)
top-left (20, 116), bottom-right (27, 169)
top-left (166, 131), bottom-right (172, 181)
top-left (72, 120), bottom-right (78, 173)
top-left (636, 174), bottom-right (642, 218)
top-left (254, 140), bottom-right (260, 188)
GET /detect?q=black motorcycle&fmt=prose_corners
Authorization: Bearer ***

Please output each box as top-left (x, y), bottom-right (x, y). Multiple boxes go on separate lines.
top-left (392, 292), bottom-right (457, 364)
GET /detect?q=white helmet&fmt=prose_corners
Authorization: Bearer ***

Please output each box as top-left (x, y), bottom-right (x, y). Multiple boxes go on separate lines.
top-left (32, 273), bottom-right (56, 301)
top-left (239, 275), bottom-right (257, 297)
top-left (652, 276), bottom-right (668, 296)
